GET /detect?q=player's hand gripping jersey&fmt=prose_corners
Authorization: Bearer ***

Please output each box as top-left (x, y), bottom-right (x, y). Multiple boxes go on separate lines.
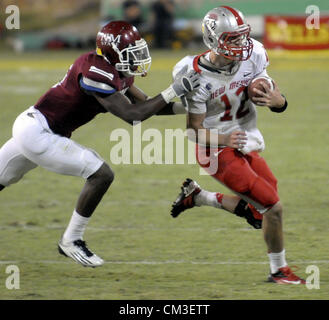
top-left (35, 51), bottom-right (133, 137)
top-left (173, 39), bottom-right (270, 154)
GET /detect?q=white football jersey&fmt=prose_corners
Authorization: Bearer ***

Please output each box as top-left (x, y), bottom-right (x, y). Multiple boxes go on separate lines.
top-left (173, 39), bottom-right (270, 153)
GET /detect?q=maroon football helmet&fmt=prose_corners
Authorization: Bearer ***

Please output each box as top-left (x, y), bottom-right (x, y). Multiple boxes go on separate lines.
top-left (96, 20), bottom-right (151, 76)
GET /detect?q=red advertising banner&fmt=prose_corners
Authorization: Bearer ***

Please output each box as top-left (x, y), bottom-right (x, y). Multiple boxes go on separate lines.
top-left (264, 15), bottom-right (329, 50)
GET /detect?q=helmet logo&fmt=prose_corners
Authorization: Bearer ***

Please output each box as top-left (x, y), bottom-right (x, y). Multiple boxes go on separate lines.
top-left (208, 13), bottom-right (218, 20)
top-left (205, 17), bottom-right (217, 31)
top-left (97, 32), bottom-right (121, 46)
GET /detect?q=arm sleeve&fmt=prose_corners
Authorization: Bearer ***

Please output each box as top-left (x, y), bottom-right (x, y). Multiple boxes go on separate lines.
top-left (80, 64), bottom-right (118, 95)
top-left (186, 87), bottom-right (209, 114)
top-left (254, 68), bottom-right (271, 79)
top-left (253, 42), bottom-right (270, 77)
top-left (79, 76), bottom-right (117, 95)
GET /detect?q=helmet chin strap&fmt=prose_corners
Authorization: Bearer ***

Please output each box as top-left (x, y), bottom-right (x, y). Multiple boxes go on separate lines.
top-left (120, 70), bottom-right (132, 78)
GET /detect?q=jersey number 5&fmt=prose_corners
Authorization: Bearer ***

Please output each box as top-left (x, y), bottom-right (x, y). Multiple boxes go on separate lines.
top-left (220, 86), bottom-right (249, 121)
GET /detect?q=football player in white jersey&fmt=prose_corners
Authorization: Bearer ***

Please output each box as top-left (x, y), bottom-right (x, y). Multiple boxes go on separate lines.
top-left (170, 6), bottom-right (305, 284)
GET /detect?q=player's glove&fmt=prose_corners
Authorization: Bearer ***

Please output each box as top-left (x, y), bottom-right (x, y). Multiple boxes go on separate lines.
top-left (172, 65), bottom-right (200, 97)
top-left (161, 65), bottom-right (200, 103)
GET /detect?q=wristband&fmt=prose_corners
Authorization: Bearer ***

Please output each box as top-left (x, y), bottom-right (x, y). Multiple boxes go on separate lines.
top-left (161, 86), bottom-right (176, 104)
top-left (270, 94), bottom-right (288, 113)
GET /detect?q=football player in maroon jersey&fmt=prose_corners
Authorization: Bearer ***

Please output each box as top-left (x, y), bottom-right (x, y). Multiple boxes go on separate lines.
top-left (0, 21), bottom-right (199, 267)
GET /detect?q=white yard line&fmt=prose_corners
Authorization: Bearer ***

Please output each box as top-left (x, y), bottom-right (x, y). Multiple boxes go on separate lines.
top-left (0, 225), bottom-right (270, 232)
top-left (0, 85), bottom-right (40, 94)
top-left (0, 224), bottom-right (322, 233)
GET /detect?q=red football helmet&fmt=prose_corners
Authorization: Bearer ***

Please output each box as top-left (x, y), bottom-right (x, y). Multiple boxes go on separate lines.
top-left (96, 20), bottom-right (151, 76)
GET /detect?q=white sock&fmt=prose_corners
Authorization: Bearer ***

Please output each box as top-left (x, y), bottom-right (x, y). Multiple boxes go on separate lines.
top-left (268, 249), bottom-right (288, 274)
top-left (194, 190), bottom-right (223, 208)
top-left (62, 210), bottom-right (90, 243)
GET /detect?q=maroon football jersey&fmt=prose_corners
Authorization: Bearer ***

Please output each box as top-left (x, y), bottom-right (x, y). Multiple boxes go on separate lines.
top-left (35, 51), bottom-right (134, 137)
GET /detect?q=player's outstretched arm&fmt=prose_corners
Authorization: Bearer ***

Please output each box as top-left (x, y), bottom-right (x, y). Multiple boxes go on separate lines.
top-left (93, 68), bottom-right (200, 124)
top-left (93, 92), bottom-right (171, 124)
top-left (124, 85), bottom-right (187, 116)
top-left (155, 101), bottom-right (187, 115)
top-left (124, 85), bottom-right (148, 103)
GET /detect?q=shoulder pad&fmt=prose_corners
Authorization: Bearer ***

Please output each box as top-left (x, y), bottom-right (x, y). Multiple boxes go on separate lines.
top-left (172, 56), bottom-right (195, 78)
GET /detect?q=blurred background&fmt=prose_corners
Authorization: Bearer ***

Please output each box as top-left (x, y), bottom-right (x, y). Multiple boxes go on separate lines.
top-left (0, 0), bottom-right (329, 52)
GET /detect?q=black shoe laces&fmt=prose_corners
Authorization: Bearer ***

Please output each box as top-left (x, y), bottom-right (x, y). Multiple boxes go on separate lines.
top-left (73, 240), bottom-right (93, 257)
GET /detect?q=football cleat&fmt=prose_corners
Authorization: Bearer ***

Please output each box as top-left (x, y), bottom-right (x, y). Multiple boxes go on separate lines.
top-left (267, 266), bottom-right (306, 284)
top-left (171, 178), bottom-right (201, 218)
top-left (58, 238), bottom-right (104, 268)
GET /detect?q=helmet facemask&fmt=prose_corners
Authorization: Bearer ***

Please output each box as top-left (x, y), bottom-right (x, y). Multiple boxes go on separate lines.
top-left (217, 27), bottom-right (253, 61)
top-left (204, 21), bottom-right (253, 61)
top-left (112, 39), bottom-right (152, 76)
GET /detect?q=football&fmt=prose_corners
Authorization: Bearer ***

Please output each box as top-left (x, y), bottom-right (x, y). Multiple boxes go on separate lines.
top-left (248, 77), bottom-right (274, 101)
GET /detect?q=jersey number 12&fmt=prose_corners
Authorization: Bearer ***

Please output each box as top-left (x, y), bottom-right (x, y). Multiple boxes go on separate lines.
top-left (220, 86), bottom-right (249, 121)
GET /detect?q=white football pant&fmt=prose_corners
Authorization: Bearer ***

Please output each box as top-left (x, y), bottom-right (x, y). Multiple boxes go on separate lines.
top-left (0, 106), bottom-right (104, 187)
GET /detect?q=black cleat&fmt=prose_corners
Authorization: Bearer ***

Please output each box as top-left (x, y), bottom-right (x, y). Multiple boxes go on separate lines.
top-left (171, 178), bottom-right (201, 218)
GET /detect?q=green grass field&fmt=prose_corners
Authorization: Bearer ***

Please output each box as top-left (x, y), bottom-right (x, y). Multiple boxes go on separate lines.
top-left (0, 48), bottom-right (328, 300)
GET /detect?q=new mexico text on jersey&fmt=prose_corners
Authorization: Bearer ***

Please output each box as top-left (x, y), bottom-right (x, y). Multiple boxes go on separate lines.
top-left (173, 38), bottom-right (269, 154)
